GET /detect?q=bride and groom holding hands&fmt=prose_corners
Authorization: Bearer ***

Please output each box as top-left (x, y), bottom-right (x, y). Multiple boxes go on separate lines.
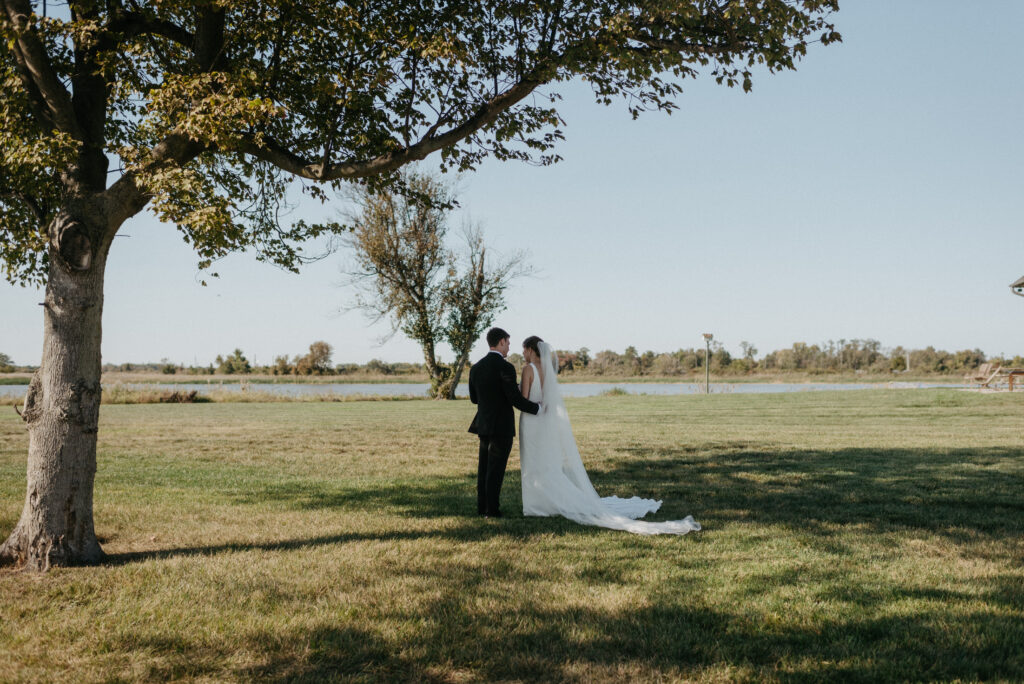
top-left (468, 327), bottom-right (700, 535)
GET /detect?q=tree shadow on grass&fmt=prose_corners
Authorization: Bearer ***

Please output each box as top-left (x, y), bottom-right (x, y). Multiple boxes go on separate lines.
top-left (104, 509), bottom-right (592, 567)
top-left (606, 445), bottom-right (1024, 545)
top-left (228, 470), bottom-right (625, 534)
top-left (116, 624), bottom-right (440, 683)
top-left (110, 444), bottom-right (1023, 565)
top-left (228, 474), bottom-right (479, 518)
top-left (107, 551), bottom-right (1024, 683)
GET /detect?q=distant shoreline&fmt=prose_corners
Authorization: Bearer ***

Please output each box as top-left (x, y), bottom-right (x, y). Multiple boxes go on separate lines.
top-left (0, 370), bottom-right (978, 386)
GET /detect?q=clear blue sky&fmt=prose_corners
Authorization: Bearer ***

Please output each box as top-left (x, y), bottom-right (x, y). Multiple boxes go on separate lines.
top-left (2, 1), bottom-right (1022, 367)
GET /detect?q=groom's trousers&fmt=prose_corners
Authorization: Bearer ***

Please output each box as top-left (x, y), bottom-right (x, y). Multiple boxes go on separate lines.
top-left (477, 434), bottom-right (513, 515)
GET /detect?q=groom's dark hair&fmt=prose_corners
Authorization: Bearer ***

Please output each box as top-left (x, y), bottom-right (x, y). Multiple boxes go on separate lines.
top-left (486, 327), bottom-right (509, 347)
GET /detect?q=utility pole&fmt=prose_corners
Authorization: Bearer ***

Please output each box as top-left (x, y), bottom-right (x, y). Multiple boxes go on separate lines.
top-left (702, 333), bottom-right (713, 394)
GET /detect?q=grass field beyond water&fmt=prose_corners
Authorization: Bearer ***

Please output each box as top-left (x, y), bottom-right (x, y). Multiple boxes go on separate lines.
top-left (1, 390), bottom-right (1022, 682)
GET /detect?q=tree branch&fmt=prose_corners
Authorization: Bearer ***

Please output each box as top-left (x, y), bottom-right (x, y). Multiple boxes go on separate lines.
top-left (193, 4), bottom-right (226, 71)
top-left (0, 166), bottom-right (49, 222)
top-left (69, 2), bottom-right (111, 191)
top-left (237, 77), bottom-right (544, 181)
top-left (6, 46), bottom-right (55, 130)
top-left (630, 34), bottom-right (755, 56)
top-left (10, 188), bottom-right (47, 222)
top-left (101, 131), bottom-right (207, 228)
top-left (2, 0), bottom-right (81, 137)
top-left (104, 10), bottom-right (194, 48)
top-left (98, 4), bottom-right (225, 230)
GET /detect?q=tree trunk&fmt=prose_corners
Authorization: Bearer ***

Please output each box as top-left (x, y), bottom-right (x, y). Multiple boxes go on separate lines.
top-left (445, 347), bottom-right (472, 400)
top-left (420, 339), bottom-right (452, 399)
top-left (421, 338), bottom-right (439, 383)
top-left (0, 215), bottom-right (108, 570)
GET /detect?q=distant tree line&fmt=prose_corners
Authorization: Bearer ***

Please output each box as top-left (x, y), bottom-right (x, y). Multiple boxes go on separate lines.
top-left (6, 339), bottom-right (1021, 378)
top-left (510, 339), bottom-right (1024, 377)
top-left (94, 342), bottom-right (424, 377)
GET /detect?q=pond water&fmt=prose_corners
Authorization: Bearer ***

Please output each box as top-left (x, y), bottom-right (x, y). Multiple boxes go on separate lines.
top-left (0, 381), bottom-right (964, 399)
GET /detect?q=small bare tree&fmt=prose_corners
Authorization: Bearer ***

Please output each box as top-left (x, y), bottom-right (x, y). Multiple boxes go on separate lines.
top-left (344, 172), bottom-right (529, 398)
top-left (443, 226), bottom-right (528, 397)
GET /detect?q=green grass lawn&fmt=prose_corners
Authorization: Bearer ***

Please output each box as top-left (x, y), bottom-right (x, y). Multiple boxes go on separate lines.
top-left (1, 390), bottom-right (1022, 682)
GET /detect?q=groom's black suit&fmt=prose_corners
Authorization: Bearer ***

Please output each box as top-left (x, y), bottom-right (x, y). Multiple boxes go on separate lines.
top-left (468, 351), bottom-right (540, 516)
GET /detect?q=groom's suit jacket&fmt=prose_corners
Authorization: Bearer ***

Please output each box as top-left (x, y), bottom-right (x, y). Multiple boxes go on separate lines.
top-left (468, 352), bottom-right (540, 438)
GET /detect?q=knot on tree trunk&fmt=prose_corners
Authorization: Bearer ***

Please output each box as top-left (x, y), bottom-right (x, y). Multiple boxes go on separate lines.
top-left (49, 213), bottom-right (94, 272)
top-left (19, 373), bottom-right (43, 424)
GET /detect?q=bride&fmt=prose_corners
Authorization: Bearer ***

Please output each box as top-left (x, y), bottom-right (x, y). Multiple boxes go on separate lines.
top-left (518, 336), bottom-right (700, 535)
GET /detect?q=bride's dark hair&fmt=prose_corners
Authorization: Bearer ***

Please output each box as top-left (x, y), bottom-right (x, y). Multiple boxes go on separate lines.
top-left (522, 335), bottom-right (543, 356)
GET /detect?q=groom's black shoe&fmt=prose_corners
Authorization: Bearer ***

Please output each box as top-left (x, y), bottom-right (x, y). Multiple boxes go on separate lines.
top-left (484, 511), bottom-right (503, 518)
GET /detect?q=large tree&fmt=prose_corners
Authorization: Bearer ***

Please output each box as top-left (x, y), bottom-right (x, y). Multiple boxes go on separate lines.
top-left (0, 0), bottom-right (839, 569)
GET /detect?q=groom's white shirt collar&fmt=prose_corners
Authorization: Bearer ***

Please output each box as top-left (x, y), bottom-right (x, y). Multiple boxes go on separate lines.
top-left (488, 350), bottom-right (502, 356)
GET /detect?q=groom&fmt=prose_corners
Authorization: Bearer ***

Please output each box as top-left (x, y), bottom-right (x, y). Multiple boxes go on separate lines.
top-left (468, 327), bottom-right (541, 517)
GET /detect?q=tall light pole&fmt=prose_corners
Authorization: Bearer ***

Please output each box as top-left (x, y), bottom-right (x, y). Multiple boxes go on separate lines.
top-left (702, 333), bottom-right (713, 394)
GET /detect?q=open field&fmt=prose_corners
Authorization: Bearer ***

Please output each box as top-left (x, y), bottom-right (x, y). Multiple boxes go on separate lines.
top-left (1, 391), bottom-right (1022, 682)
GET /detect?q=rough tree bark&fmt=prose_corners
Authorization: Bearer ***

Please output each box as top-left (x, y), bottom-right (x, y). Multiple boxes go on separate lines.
top-left (0, 207), bottom-right (113, 570)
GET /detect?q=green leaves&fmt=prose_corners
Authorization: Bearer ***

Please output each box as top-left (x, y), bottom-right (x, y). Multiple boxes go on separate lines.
top-left (0, 0), bottom-right (840, 284)
top-left (0, 41), bottom-right (75, 284)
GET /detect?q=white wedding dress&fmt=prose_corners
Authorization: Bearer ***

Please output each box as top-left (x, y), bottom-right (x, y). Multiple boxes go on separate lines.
top-left (519, 341), bottom-right (700, 535)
